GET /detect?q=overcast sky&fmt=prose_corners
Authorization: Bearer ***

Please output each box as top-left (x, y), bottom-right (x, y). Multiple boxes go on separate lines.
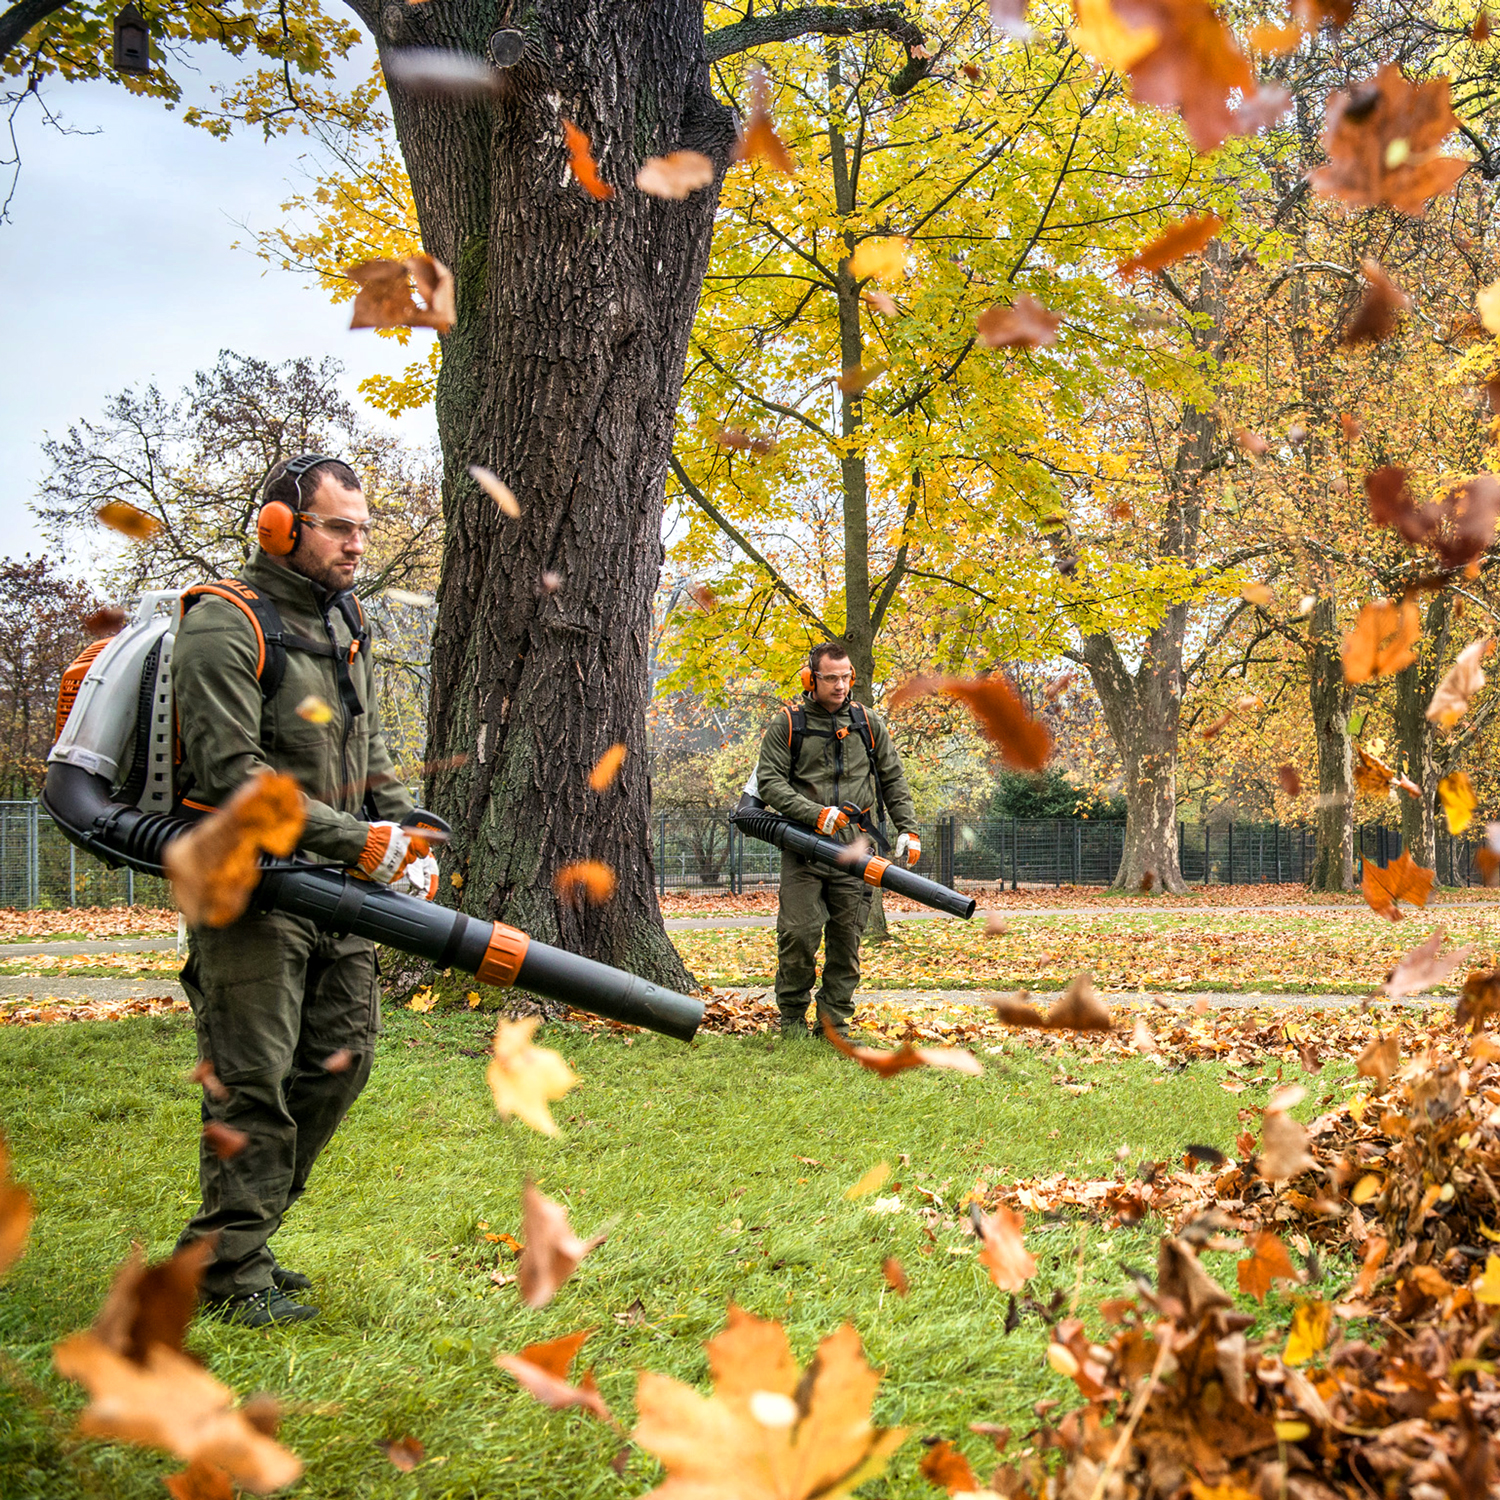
top-left (0, 44), bottom-right (437, 568)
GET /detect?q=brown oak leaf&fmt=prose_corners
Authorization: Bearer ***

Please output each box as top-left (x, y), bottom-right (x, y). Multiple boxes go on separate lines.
top-left (516, 1181), bottom-right (606, 1309)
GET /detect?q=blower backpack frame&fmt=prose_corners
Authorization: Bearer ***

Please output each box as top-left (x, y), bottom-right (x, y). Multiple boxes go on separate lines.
top-left (44, 591), bottom-right (702, 1042)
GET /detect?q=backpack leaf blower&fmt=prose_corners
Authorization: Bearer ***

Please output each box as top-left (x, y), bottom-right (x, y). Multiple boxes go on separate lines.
top-left (43, 590), bottom-right (702, 1043)
top-left (732, 787), bottom-right (976, 920)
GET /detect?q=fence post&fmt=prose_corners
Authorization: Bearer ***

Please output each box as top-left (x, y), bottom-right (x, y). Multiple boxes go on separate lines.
top-left (657, 814), bottom-right (666, 896)
top-left (29, 802), bottom-right (38, 909)
top-left (69, 842), bottom-right (76, 908)
top-left (1203, 823), bottom-right (1210, 884)
top-left (127, 867), bottom-right (135, 907)
top-left (1055, 821), bottom-right (1062, 888)
top-left (1227, 823), bottom-right (1235, 886)
top-left (1010, 819), bottom-right (1018, 891)
top-left (1275, 824), bottom-right (1282, 883)
top-left (1073, 821), bottom-right (1081, 885)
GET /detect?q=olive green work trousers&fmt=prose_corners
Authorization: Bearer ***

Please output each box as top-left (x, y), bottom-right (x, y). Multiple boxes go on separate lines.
top-left (173, 910), bottom-right (381, 1299)
top-left (774, 851), bottom-right (873, 1034)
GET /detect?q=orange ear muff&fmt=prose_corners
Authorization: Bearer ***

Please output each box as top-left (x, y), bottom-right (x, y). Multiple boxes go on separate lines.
top-left (257, 500), bottom-right (300, 557)
top-left (800, 665), bottom-right (813, 691)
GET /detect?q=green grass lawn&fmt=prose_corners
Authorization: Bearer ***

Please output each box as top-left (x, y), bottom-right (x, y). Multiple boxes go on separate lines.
top-left (677, 908), bottom-right (1500, 994)
top-left (1, 1006), bottom-right (1338, 1499)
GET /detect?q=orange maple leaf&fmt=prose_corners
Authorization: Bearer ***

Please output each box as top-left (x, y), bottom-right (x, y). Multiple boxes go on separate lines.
top-left (1116, 212), bottom-right (1222, 278)
top-left (496, 1327), bottom-right (612, 1421)
top-left (731, 67), bottom-right (795, 173)
top-left (562, 120), bottom-right (614, 200)
top-left (971, 1204), bottom-right (1037, 1291)
top-left (632, 1305), bottom-right (906, 1500)
top-left (889, 673), bottom-right (1050, 771)
top-left (1235, 1230), bottom-right (1300, 1302)
top-left (1341, 597), bottom-right (1420, 684)
top-left (1361, 851), bottom-right (1435, 921)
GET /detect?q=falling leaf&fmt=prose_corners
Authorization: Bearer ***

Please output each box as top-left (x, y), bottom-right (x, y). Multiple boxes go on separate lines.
top-left (383, 587), bottom-right (434, 607)
top-left (496, 1327), bottom-right (612, 1420)
top-left (1357, 1032), bottom-right (1399, 1085)
top-left (1475, 9), bottom-right (1493, 40)
top-left (1116, 213), bottom-right (1222, 278)
top-left (1259, 1099), bottom-right (1315, 1180)
top-left (190, 1060), bottom-right (228, 1102)
top-left (1366, 468), bottom-right (1500, 568)
top-left (163, 772), bottom-right (305, 929)
top-left (632, 1306), bottom-right (906, 1500)
top-left (163, 1460), bottom-right (234, 1500)
top-left (1342, 597), bottom-right (1420, 684)
top-left (83, 605), bottom-right (128, 638)
top-left (988, 0), bottom-right (1031, 34)
top-left (635, 150), bottom-right (714, 199)
top-left (845, 1161), bottom-right (892, 1200)
top-left (1200, 710), bottom-right (1234, 741)
top-left (469, 464), bottom-right (522, 518)
top-left (486, 1017), bottom-right (578, 1136)
top-left (1277, 764), bottom-right (1303, 797)
top-left (554, 860), bottom-right (617, 905)
top-left (1361, 851), bottom-right (1435, 920)
top-left (1236, 1230), bottom-right (1300, 1302)
top-left (835, 360), bottom-right (887, 394)
top-left (202, 1122), bottom-right (248, 1161)
top-left (588, 744), bottom-right (628, 792)
top-left (1341, 258), bottom-right (1411, 345)
top-left (1428, 637), bottom-right (1492, 728)
top-left (295, 695), bottom-right (333, 725)
top-left (348, 254), bottom-right (455, 334)
top-left (323, 1049), bottom-right (353, 1074)
top-left (975, 295), bottom-right (1062, 349)
top-left (1340, 413), bottom-right (1363, 440)
top-left (382, 48), bottom-right (497, 96)
top-left (516, 1182), bottom-right (606, 1309)
top-left (732, 67), bottom-right (795, 173)
top-left (1310, 65), bottom-right (1469, 216)
top-left (1069, 0), bottom-right (1160, 76)
top-left (821, 1017), bottom-right (981, 1077)
top-left (882, 1257), bottom-right (908, 1296)
top-left (919, 1440), bottom-right (978, 1493)
top-left (0, 1134), bottom-right (34, 1279)
top-left (562, 120), bottom-right (614, 200)
top-left (1247, 20), bottom-right (1305, 51)
top-left (1283, 1299), bottom-right (1331, 1365)
top-left (971, 1203), bottom-right (1037, 1291)
top-left (1354, 745), bottom-right (1418, 800)
top-left (988, 975), bottom-right (1111, 1032)
top-left (376, 1437), bottom-right (426, 1472)
top-left (1439, 771), bottom-right (1478, 834)
top-left (1383, 927), bottom-right (1473, 997)
top-left (889, 673), bottom-right (1050, 771)
top-left (1235, 428), bottom-right (1269, 455)
top-left (52, 1334), bottom-right (301, 1492)
top-left (862, 289), bottom-right (898, 316)
top-left (1474, 1255), bottom-right (1500, 1303)
top-left (97, 502), bottom-right (161, 541)
top-left (849, 237), bottom-right (909, 282)
top-left (714, 427), bottom-right (777, 455)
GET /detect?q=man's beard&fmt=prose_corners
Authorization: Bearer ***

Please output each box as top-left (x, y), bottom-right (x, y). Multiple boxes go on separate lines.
top-left (290, 551), bottom-right (356, 593)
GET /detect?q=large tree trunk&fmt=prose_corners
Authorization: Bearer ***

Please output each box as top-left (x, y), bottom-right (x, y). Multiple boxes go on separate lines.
top-left (373, 1), bottom-right (735, 982)
top-left (1394, 593), bottom-right (1450, 873)
top-left (1307, 594), bottom-right (1354, 891)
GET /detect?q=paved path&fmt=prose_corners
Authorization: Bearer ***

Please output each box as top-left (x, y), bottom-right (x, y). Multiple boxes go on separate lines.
top-left (0, 937), bottom-right (181, 956)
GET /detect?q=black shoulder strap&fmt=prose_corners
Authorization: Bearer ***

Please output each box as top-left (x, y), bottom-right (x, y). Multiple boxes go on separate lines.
top-left (849, 703), bottom-right (886, 827)
top-left (787, 705), bottom-right (806, 771)
top-left (180, 580), bottom-right (288, 701)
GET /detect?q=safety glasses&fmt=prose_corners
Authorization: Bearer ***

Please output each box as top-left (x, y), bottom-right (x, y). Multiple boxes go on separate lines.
top-left (297, 513), bottom-right (374, 542)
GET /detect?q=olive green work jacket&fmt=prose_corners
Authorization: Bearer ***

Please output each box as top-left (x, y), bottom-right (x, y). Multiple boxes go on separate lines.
top-left (172, 548), bottom-right (412, 864)
top-left (753, 695), bottom-right (917, 840)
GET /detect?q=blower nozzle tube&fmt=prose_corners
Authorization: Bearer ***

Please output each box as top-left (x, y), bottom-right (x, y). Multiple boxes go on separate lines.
top-left (42, 764), bottom-right (703, 1043)
top-left (731, 794), bottom-right (976, 920)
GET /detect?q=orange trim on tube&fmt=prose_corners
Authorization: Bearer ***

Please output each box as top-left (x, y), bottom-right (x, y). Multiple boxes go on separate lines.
top-left (863, 856), bottom-right (891, 886)
top-left (476, 922), bottom-right (530, 987)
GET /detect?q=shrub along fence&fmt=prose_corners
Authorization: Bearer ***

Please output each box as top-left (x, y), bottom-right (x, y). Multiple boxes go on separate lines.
top-left (0, 801), bottom-right (1482, 908)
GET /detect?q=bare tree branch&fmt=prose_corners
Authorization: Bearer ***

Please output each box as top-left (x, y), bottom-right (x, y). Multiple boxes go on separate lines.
top-left (668, 455), bottom-right (834, 636)
top-left (704, 4), bottom-right (933, 95)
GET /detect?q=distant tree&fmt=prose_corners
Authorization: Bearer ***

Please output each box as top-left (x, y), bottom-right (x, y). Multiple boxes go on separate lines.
top-left (990, 769), bottom-right (1126, 823)
top-left (0, 556), bottom-right (98, 797)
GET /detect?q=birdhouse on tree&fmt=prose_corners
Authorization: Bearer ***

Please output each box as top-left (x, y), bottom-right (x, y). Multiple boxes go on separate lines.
top-left (112, 4), bottom-right (151, 74)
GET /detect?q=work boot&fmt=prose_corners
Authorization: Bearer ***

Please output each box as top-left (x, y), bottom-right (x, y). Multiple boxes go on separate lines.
top-left (270, 1258), bottom-right (313, 1292)
top-left (203, 1286), bottom-right (320, 1328)
top-left (815, 1010), bottom-right (853, 1045)
top-left (779, 1014), bottom-right (813, 1038)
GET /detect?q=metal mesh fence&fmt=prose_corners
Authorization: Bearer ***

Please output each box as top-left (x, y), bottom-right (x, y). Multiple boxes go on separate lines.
top-left (0, 801), bottom-right (1484, 908)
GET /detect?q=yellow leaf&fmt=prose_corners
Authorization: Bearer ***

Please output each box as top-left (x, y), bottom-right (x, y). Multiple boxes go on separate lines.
top-left (1242, 582), bottom-right (1273, 606)
top-left (1069, 0), bottom-right (1160, 72)
top-left (1439, 770), bottom-right (1477, 835)
top-left (466, 990), bottom-right (482, 1009)
top-left (408, 986), bottom-right (436, 1013)
top-left (1474, 1254), bottom-right (1500, 1303)
top-left (295, 695), bottom-right (334, 725)
top-left (844, 1161), bottom-right (892, 1200)
top-left (1481, 1222), bottom-right (1500, 1242)
top-left (1283, 1299), bottom-right (1331, 1365)
top-left (849, 237), bottom-right (909, 282)
top-left (1480, 277), bottom-right (1500, 336)
top-left (1351, 1173), bottom-right (1383, 1205)
top-left (486, 1017), bottom-right (578, 1136)
top-left (1273, 1420), bottom-right (1311, 1442)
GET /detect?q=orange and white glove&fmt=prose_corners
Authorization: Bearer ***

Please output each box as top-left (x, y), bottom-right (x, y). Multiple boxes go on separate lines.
top-left (895, 831), bottom-right (921, 867)
top-left (394, 852), bottom-right (440, 901)
top-left (357, 822), bottom-right (431, 885)
top-left (815, 806), bottom-right (850, 836)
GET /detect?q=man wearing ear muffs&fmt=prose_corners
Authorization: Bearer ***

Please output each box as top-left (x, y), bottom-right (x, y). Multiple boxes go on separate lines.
top-left (170, 454), bottom-right (438, 1327)
top-left (751, 641), bottom-right (920, 1040)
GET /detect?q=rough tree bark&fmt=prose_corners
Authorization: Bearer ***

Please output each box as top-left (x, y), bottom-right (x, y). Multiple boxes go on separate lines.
top-left (1307, 592), bottom-right (1355, 891)
top-left (1393, 592), bottom-right (1450, 873)
top-left (345, 0), bottom-right (927, 981)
